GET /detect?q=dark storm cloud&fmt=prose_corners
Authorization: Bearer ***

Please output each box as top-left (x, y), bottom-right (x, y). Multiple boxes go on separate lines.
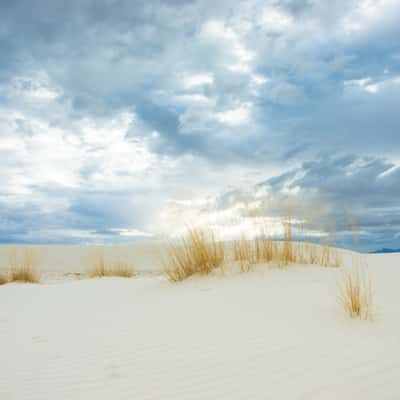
top-left (2, 0), bottom-right (399, 159)
top-left (261, 155), bottom-right (400, 250)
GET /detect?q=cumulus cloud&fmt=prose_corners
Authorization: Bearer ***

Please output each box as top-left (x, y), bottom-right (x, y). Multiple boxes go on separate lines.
top-left (0, 0), bottom-right (399, 247)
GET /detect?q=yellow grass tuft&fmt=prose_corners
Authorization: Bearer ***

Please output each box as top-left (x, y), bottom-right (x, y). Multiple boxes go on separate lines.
top-left (0, 273), bottom-right (8, 285)
top-left (232, 237), bottom-right (341, 271)
top-left (281, 213), bottom-right (295, 266)
top-left (9, 248), bottom-right (41, 283)
top-left (338, 266), bottom-right (373, 320)
top-left (165, 228), bottom-right (225, 282)
top-left (231, 206), bottom-right (343, 271)
top-left (233, 236), bottom-right (255, 272)
top-left (88, 251), bottom-right (136, 278)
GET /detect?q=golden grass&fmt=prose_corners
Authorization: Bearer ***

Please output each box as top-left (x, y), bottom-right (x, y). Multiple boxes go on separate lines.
top-left (8, 249), bottom-right (41, 283)
top-left (232, 237), bottom-right (341, 271)
top-left (233, 236), bottom-right (255, 272)
top-left (87, 251), bottom-right (136, 278)
top-left (281, 214), bottom-right (295, 265)
top-left (231, 207), bottom-right (343, 270)
top-left (167, 208), bottom-right (343, 279)
top-left (165, 228), bottom-right (225, 282)
top-left (338, 266), bottom-right (373, 320)
top-left (0, 273), bottom-right (8, 285)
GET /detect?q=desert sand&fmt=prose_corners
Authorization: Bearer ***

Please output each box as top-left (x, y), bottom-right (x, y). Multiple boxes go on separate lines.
top-left (0, 245), bottom-right (399, 399)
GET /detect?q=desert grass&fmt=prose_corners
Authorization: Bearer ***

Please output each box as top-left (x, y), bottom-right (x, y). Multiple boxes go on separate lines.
top-left (338, 266), bottom-right (373, 320)
top-left (281, 212), bottom-right (341, 268)
top-left (320, 243), bottom-right (341, 268)
top-left (281, 213), bottom-right (295, 266)
top-left (8, 248), bottom-right (41, 283)
top-left (233, 236), bottom-right (255, 272)
top-left (87, 250), bottom-right (136, 278)
top-left (232, 224), bottom-right (341, 271)
top-left (165, 228), bottom-right (225, 282)
top-left (0, 273), bottom-right (8, 285)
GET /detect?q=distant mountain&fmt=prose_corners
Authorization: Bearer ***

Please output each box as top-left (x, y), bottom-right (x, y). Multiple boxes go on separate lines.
top-left (370, 248), bottom-right (400, 254)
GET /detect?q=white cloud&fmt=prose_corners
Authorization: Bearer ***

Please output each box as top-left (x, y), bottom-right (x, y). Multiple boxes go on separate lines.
top-left (172, 94), bottom-right (212, 106)
top-left (214, 102), bottom-right (252, 126)
top-left (182, 73), bottom-right (214, 89)
top-left (365, 83), bottom-right (380, 93)
top-left (0, 72), bottom-right (183, 240)
top-left (341, 0), bottom-right (399, 35)
top-left (260, 6), bottom-right (293, 33)
top-left (200, 19), bottom-right (255, 74)
top-left (111, 228), bottom-right (154, 238)
top-left (252, 74), bottom-right (269, 86)
top-left (344, 75), bottom-right (400, 94)
top-left (6, 70), bottom-right (61, 102)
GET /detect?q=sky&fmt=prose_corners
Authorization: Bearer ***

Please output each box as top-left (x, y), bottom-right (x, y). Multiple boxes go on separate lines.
top-left (0, 0), bottom-right (399, 251)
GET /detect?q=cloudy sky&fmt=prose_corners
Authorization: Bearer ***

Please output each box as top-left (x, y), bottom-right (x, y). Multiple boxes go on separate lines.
top-left (0, 0), bottom-right (399, 250)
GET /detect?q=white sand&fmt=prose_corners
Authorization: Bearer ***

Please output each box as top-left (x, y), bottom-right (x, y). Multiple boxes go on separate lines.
top-left (0, 242), bottom-right (166, 277)
top-left (1, 247), bottom-right (400, 399)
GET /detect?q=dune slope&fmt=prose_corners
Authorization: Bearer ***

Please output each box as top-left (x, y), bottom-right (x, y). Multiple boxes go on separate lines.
top-left (1, 253), bottom-right (400, 400)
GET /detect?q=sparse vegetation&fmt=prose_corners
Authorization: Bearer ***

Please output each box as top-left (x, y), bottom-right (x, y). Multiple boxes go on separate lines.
top-left (233, 238), bottom-right (341, 270)
top-left (166, 207), bottom-right (344, 280)
top-left (165, 228), bottom-right (225, 282)
top-left (8, 248), bottom-right (41, 283)
top-left (232, 212), bottom-right (342, 271)
top-left (88, 250), bottom-right (136, 278)
top-left (338, 266), bottom-right (373, 320)
top-left (0, 273), bottom-right (8, 285)
top-left (281, 213), bottom-right (295, 265)
top-left (255, 236), bottom-right (281, 263)
top-left (233, 236), bottom-right (255, 272)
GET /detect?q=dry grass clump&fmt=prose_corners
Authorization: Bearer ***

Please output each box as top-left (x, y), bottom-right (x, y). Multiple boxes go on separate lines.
top-left (10, 266), bottom-right (41, 283)
top-left (338, 266), bottom-right (373, 320)
top-left (280, 213), bottom-right (341, 268)
top-left (320, 243), bottom-right (341, 268)
top-left (165, 228), bottom-right (225, 282)
top-left (232, 236), bottom-right (341, 271)
top-left (234, 235), bottom-right (282, 270)
top-left (233, 236), bottom-right (255, 272)
top-left (0, 273), bottom-right (9, 285)
top-left (255, 237), bottom-right (280, 263)
top-left (9, 249), bottom-right (41, 283)
top-left (281, 215), bottom-right (295, 265)
top-left (88, 251), bottom-right (136, 278)
top-left (231, 208), bottom-right (343, 271)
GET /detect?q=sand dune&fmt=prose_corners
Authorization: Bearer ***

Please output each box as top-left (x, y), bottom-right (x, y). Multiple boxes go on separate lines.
top-left (0, 242), bottom-right (166, 278)
top-left (0, 246), bottom-right (399, 399)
